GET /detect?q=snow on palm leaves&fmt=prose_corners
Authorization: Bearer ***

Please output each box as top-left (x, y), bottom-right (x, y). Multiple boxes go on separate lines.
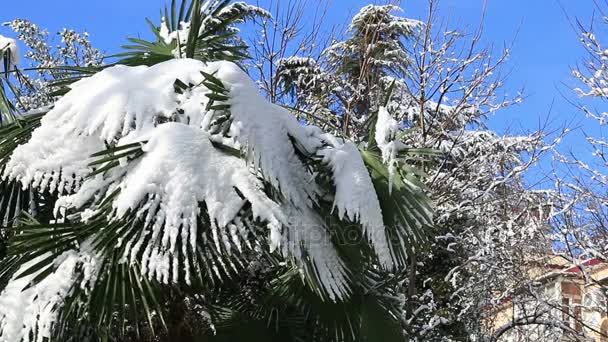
top-left (0, 58), bottom-right (431, 341)
top-left (0, 35), bottom-right (19, 71)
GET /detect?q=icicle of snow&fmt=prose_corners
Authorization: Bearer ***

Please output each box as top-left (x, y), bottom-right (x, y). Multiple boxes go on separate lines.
top-left (375, 106), bottom-right (406, 193)
top-left (3, 125), bottom-right (102, 194)
top-left (0, 35), bottom-right (19, 70)
top-left (3, 59), bottom-right (210, 193)
top-left (317, 139), bottom-right (393, 267)
top-left (110, 123), bottom-right (286, 283)
top-left (281, 204), bottom-right (351, 300)
top-left (49, 59), bottom-right (206, 143)
top-left (206, 61), bottom-right (323, 208)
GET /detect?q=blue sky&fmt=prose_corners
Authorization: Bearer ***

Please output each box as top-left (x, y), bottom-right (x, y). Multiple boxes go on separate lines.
top-left (0, 0), bottom-right (600, 163)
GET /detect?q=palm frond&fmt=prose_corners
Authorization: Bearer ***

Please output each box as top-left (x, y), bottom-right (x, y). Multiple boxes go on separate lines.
top-left (114, 0), bottom-right (269, 67)
top-left (361, 150), bottom-right (433, 267)
top-left (207, 264), bottom-right (408, 342)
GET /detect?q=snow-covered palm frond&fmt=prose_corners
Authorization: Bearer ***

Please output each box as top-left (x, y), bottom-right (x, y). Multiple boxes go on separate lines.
top-left (0, 64), bottom-right (56, 245)
top-left (0, 56), bottom-right (432, 341)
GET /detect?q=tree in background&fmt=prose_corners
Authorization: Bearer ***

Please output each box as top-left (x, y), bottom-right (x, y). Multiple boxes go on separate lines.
top-left (0, 1), bottom-right (432, 342)
top-left (539, 2), bottom-right (608, 340)
top-left (3, 19), bottom-right (103, 111)
top-left (479, 2), bottom-right (608, 339)
top-left (560, 3), bottom-right (608, 264)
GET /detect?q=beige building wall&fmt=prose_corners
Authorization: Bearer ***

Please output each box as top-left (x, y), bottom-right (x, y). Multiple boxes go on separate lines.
top-left (487, 257), bottom-right (608, 341)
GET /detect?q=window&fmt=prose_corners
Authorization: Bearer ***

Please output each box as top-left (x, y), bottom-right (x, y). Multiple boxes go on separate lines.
top-left (584, 288), bottom-right (607, 310)
top-left (562, 297), bottom-right (571, 325)
top-left (561, 282), bottom-right (583, 332)
top-left (574, 301), bottom-right (582, 332)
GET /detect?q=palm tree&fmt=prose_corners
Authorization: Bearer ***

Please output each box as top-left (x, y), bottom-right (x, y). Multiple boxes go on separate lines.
top-left (0, 1), bottom-right (433, 341)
